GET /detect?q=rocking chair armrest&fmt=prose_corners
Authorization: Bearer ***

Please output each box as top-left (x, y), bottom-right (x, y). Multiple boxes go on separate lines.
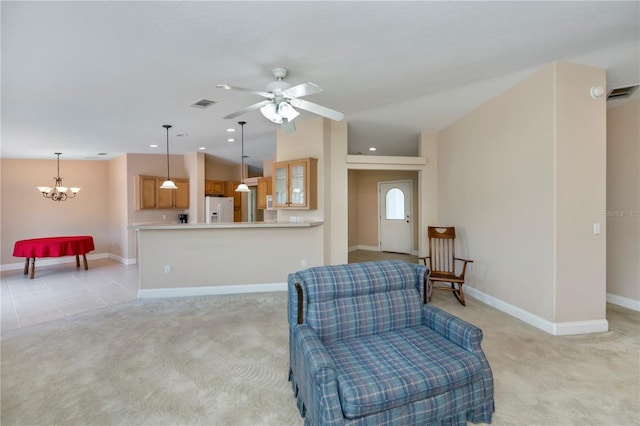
top-left (418, 256), bottom-right (430, 266)
top-left (454, 257), bottom-right (473, 278)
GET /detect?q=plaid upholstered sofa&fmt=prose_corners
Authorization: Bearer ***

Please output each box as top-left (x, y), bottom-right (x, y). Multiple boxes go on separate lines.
top-left (287, 260), bottom-right (494, 425)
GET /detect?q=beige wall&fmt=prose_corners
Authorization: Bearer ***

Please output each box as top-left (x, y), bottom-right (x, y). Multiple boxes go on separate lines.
top-left (1, 158), bottom-right (111, 265)
top-left (107, 155), bottom-right (129, 261)
top-left (437, 61), bottom-right (607, 326)
top-left (348, 170), bottom-right (419, 252)
top-left (607, 97), bottom-right (640, 304)
top-left (137, 226), bottom-right (324, 289)
top-left (553, 62), bottom-right (607, 322)
top-left (204, 154), bottom-right (240, 181)
top-left (275, 117), bottom-right (349, 265)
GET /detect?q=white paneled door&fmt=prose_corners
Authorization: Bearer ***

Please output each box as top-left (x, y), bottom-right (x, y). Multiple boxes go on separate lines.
top-left (379, 180), bottom-right (412, 254)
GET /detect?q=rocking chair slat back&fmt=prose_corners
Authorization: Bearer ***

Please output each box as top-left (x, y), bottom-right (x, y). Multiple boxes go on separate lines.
top-left (428, 227), bottom-right (456, 275)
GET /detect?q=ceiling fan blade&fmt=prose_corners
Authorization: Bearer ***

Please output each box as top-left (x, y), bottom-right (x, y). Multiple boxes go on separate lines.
top-left (222, 100), bottom-right (272, 119)
top-left (290, 98), bottom-right (344, 121)
top-left (215, 84), bottom-right (274, 99)
top-left (282, 82), bottom-right (322, 99)
top-left (281, 120), bottom-right (296, 133)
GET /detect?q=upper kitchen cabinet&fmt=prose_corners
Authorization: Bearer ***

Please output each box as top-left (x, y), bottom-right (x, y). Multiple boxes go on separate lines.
top-left (257, 177), bottom-right (273, 210)
top-left (136, 175), bottom-right (190, 210)
top-left (272, 158), bottom-right (318, 209)
top-left (204, 180), bottom-right (225, 195)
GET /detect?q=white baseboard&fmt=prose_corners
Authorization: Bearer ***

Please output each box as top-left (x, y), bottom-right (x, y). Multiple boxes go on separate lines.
top-left (138, 282), bottom-right (287, 299)
top-left (464, 285), bottom-right (609, 336)
top-left (1, 252), bottom-right (111, 272)
top-left (350, 245), bottom-right (418, 256)
top-left (606, 293), bottom-right (640, 311)
top-left (108, 253), bottom-right (137, 265)
top-left (356, 245), bottom-right (380, 252)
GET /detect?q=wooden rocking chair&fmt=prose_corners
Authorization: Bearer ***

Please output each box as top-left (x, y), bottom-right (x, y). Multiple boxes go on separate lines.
top-left (419, 226), bottom-right (473, 306)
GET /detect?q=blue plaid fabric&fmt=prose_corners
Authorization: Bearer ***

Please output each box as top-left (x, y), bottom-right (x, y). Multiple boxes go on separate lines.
top-left (287, 260), bottom-right (494, 425)
top-left (325, 326), bottom-right (484, 419)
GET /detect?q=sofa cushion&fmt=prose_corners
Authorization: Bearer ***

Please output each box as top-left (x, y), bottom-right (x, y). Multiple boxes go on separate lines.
top-left (325, 325), bottom-right (484, 419)
top-left (307, 288), bottom-right (423, 342)
top-left (290, 260), bottom-right (427, 342)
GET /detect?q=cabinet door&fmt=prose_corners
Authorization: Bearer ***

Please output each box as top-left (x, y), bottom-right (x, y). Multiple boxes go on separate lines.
top-left (157, 184), bottom-right (173, 209)
top-left (257, 177), bottom-right (270, 209)
top-left (213, 181), bottom-right (224, 194)
top-left (174, 179), bottom-right (189, 209)
top-left (288, 160), bottom-right (307, 207)
top-left (273, 164), bottom-right (289, 207)
top-left (138, 176), bottom-right (158, 209)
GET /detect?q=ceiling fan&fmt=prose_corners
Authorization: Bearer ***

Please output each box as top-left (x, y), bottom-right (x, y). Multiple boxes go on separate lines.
top-left (216, 67), bottom-right (344, 132)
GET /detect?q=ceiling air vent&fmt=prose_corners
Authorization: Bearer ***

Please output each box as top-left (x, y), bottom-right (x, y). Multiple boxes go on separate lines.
top-left (607, 85), bottom-right (638, 100)
top-left (190, 99), bottom-right (217, 109)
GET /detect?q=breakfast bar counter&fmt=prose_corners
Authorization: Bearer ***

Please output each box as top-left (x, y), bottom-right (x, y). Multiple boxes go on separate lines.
top-left (131, 221), bottom-right (323, 230)
top-left (130, 221), bottom-right (324, 297)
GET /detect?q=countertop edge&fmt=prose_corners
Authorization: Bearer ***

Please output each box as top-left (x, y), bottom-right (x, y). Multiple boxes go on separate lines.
top-left (129, 221), bottom-right (324, 230)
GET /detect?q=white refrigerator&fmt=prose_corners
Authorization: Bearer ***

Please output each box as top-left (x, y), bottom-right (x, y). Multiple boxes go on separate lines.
top-left (205, 196), bottom-right (234, 223)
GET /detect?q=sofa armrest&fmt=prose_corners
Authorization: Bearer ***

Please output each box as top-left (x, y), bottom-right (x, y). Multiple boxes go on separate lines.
top-left (292, 324), bottom-right (345, 425)
top-left (422, 304), bottom-right (484, 353)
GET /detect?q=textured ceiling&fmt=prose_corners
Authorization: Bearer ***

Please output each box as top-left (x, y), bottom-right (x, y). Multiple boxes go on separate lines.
top-left (2, 1), bottom-right (638, 171)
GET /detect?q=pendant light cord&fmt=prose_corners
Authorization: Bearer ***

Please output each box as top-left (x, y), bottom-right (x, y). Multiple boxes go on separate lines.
top-left (163, 124), bottom-right (172, 180)
top-left (239, 121), bottom-right (246, 184)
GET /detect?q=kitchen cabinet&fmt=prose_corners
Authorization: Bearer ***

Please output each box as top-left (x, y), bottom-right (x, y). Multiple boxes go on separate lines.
top-left (136, 175), bottom-right (190, 210)
top-left (225, 181), bottom-right (242, 222)
top-left (205, 180), bottom-right (225, 195)
top-left (272, 158), bottom-right (317, 209)
top-left (257, 177), bottom-right (273, 209)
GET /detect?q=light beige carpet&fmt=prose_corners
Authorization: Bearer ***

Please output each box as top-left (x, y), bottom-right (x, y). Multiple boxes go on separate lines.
top-left (1, 291), bottom-right (639, 425)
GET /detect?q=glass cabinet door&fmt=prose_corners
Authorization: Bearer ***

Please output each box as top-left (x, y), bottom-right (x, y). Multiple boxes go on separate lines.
top-left (271, 158), bottom-right (317, 210)
top-left (289, 162), bottom-right (306, 207)
top-left (274, 164), bottom-right (288, 206)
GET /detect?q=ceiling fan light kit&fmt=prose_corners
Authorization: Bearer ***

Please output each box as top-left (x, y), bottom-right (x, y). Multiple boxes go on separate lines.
top-left (216, 67), bottom-right (344, 132)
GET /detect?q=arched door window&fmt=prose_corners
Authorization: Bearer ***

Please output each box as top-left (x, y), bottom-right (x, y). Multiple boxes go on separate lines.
top-left (385, 188), bottom-right (405, 220)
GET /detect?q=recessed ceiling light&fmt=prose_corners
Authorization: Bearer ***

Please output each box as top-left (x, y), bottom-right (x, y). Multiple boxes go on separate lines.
top-left (176, 133), bottom-right (188, 137)
top-left (227, 138), bottom-right (235, 143)
top-left (97, 152), bottom-right (108, 156)
top-left (198, 146), bottom-right (206, 150)
top-left (149, 144), bottom-right (159, 148)
top-left (226, 128), bottom-right (236, 132)
top-left (369, 147), bottom-right (377, 151)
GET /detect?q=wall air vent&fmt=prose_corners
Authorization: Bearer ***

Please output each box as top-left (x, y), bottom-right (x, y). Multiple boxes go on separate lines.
top-left (190, 99), bottom-right (217, 108)
top-left (607, 85), bottom-right (638, 100)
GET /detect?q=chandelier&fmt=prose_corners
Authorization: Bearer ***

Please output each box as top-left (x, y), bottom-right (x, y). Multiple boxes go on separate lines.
top-left (36, 152), bottom-right (80, 201)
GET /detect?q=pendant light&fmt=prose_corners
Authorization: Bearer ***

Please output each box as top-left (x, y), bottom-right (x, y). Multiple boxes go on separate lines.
top-left (36, 152), bottom-right (80, 201)
top-left (235, 121), bottom-right (250, 192)
top-left (160, 124), bottom-right (178, 189)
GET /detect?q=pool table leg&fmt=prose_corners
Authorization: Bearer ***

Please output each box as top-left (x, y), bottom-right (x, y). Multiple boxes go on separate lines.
top-left (29, 258), bottom-right (35, 279)
top-left (23, 258), bottom-right (29, 275)
top-left (82, 254), bottom-right (89, 270)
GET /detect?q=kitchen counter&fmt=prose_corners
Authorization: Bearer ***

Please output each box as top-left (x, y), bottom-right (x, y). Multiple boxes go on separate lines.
top-left (129, 221), bottom-right (323, 230)
top-left (132, 220), bottom-right (324, 297)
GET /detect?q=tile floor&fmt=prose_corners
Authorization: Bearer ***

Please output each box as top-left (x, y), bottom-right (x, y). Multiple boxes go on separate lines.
top-left (1, 251), bottom-right (415, 334)
top-left (1, 258), bottom-right (139, 333)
